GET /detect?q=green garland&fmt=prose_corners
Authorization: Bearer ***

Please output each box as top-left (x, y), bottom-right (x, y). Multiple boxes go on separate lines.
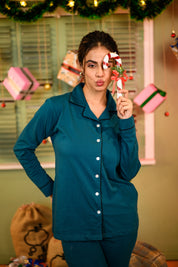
top-left (0, 0), bottom-right (59, 22)
top-left (0, 0), bottom-right (174, 22)
top-left (60, 0), bottom-right (120, 19)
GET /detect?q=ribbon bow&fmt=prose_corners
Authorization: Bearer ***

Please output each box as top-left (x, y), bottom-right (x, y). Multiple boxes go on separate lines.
top-left (111, 69), bottom-right (128, 95)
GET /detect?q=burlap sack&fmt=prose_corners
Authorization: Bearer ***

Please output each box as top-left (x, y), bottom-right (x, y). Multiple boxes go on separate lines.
top-left (10, 203), bottom-right (53, 261)
top-left (47, 236), bottom-right (68, 267)
top-left (129, 241), bottom-right (167, 267)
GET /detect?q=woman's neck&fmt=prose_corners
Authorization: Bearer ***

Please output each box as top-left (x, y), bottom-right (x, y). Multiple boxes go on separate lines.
top-left (83, 86), bottom-right (107, 118)
top-left (83, 86), bottom-right (107, 106)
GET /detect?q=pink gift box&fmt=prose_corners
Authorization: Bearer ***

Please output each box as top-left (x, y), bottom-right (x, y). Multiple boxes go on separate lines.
top-left (3, 67), bottom-right (39, 100)
top-left (57, 50), bottom-right (81, 87)
top-left (133, 84), bottom-right (167, 113)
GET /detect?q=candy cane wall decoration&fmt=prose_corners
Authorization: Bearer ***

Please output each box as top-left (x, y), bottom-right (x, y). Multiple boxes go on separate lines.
top-left (103, 52), bottom-right (128, 98)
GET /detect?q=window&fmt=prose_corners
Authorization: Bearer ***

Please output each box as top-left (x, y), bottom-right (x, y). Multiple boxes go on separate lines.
top-left (0, 14), bottom-right (151, 169)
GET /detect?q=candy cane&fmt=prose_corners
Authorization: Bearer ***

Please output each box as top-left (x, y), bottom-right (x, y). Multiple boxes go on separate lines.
top-left (103, 52), bottom-right (125, 98)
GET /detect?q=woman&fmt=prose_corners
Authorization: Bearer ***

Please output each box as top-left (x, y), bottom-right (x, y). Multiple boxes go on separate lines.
top-left (14, 31), bottom-right (141, 267)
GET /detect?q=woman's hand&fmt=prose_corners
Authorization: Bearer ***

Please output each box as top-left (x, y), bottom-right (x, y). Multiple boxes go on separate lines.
top-left (116, 89), bottom-right (133, 119)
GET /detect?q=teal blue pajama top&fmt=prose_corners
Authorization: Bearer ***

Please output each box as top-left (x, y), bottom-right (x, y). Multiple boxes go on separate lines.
top-left (14, 83), bottom-right (141, 241)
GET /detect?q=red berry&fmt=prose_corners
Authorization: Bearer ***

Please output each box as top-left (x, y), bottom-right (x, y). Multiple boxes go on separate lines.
top-left (42, 139), bottom-right (47, 144)
top-left (1, 102), bottom-right (6, 108)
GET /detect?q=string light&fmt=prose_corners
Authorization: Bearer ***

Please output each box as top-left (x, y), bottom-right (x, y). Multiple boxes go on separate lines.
top-left (68, 0), bottom-right (75, 8)
top-left (139, 0), bottom-right (146, 7)
top-left (20, 1), bottom-right (27, 7)
top-left (5, 4), bottom-right (10, 10)
top-left (94, 0), bottom-right (98, 7)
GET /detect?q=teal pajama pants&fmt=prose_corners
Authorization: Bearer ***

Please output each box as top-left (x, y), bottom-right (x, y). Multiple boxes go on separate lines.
top-left (62, 231), bottom-right (137, 267)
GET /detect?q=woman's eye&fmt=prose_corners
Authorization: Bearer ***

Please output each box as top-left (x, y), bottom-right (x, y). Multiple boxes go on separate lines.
top-left (88, 64), bottom-right (96, 68)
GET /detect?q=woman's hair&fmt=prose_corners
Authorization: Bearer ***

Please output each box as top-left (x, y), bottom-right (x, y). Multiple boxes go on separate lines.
top-left (78, 31), bottom-right (119, 66)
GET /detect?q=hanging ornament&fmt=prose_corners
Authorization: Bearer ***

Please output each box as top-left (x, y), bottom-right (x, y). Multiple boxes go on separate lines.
top-left (164, 111), bottom-right (170, 117)
top-left (58, 51), bottom-right (81, 87)
top-left (170, 1), bottom-right (177, 59)
top-left (128, 12), bottom-right (134, 81)
top-left (1, 102), bottom-right (6, 108)
top-left (133, 84), bottom-right (167, 113)
top-left (129, 75), bottom-right (134, 80)
top-left (170, 0), bottom-right (176, 38)
top-left (3, 67), bottom-right (39, 100)
top-left (161, 11), bottom-right (169, 116)
top-left (43, 20), bottom-right (52, 91)
top-left (44, 83), bottom-right (51, 90)
top-left (170, 37), bottom-right (178, 60)
top-left (171, 30), bottom-right (176, 38)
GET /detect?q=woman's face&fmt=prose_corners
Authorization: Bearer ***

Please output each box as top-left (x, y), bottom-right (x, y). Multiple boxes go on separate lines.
top-left (82, 46), bottom-right (113, 94)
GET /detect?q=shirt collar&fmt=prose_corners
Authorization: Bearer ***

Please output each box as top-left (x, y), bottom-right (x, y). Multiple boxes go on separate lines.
top-left (69, 83), bottom-right (117, 113)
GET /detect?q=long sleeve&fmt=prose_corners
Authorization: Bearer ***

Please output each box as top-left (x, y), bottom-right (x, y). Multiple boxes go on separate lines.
top-left (13, 98), bottom-right (59, 197)
top-left (117, 116), bottom-right (141, 181)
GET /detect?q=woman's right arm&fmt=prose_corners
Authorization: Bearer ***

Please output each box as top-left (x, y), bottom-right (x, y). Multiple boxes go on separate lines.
top-left (13, 98), bottom-right (58, 197)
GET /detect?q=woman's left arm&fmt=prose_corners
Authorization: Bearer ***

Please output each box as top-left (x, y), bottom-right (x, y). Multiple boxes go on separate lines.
top-left (116, 90), bottom-right (141, 181)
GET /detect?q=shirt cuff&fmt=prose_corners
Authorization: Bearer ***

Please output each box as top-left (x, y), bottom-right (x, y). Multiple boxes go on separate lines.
top-left (40, 179), bottom-right (54, 197)
top-left (119, 116), bottom-right (135, 130)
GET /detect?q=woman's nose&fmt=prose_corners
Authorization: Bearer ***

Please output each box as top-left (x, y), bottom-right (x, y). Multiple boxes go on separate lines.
top-left (96, 65), bottom-right (104, 76)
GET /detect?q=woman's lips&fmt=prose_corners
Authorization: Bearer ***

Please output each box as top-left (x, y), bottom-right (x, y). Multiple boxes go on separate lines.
top-left (96, 80), bottom-right (104, 86)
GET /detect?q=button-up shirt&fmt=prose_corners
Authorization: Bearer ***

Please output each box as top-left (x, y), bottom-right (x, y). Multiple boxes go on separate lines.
top-left (14, 83), bottom-right (141, 241)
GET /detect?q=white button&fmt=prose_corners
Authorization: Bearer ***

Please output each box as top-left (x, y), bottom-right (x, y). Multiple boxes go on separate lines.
top-left (97, 210), bottom-right (101, 214)
top-left (95, 192), bottom-right (99, 196)
top-left (96, 124), bottom-right (100, 128)
top-left (95, 174), bottom-right (99, 178)
top-left (96, 139), bottom-right (101, 142)
top-left (96, 157), bottom-right (100, 161)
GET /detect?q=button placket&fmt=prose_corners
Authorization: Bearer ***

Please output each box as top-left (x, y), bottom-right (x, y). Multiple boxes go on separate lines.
top-left (95, 122), bottom-right (102, 217)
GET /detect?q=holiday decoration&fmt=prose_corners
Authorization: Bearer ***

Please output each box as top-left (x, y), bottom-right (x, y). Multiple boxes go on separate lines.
top-left (1, 102), bottom-right (6, 108)
top-left (0, 0), bottom-right (174, 22)
top-left (170, 37), bottom-right (178, 60)
top-left (171, 30), bottom-right (176, 38)
top-left (103, 52), bottom-right (128, 98)
top-left (133, 84), bottom-right (167, 113)
top-left (44, 83), bottom-right (51, 90)
top-left (10, 203), bottom-right (52, 261)
top-left (0, 0), bottom-right (58, 22)
top-left (57, 50), bottom-right (81, 87)
top-left (47, 236), bottom-right (68, 267)
top-left (3, 67), bottom-right (39, 100)
top-left (9, 256), bottom-right (47, 267)
top-left (164, 111), bottom-right (170, 116)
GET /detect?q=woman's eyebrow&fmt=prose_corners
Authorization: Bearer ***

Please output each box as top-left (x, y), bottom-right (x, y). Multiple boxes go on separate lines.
top-left (85, 60), bottom-right (97, 64)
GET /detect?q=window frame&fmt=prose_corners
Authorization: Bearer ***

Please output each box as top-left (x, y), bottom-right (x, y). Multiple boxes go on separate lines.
top-left (0, 16), bottom-right (155, 170)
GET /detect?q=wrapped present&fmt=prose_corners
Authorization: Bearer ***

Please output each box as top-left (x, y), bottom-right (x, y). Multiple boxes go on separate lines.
top-left (3, 67), bottom-right (39, 100)
top-left (57, 50), bottom-right (81, 87)
top-left (133, 84), bottom-right (167, 113)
